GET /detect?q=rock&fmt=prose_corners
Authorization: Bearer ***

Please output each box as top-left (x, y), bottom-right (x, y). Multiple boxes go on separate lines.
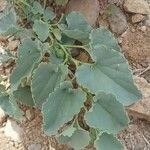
top-left (0, 107), bottom-right (6, 126)
top-left (0, 0), bottom-right (7, 11)
top-left (132, 14), bottom-right (146, 23)
top-left (127, 77), bottom-right (150, 121)
top-left (108, 5), bottom-right (128, 35)
top-left (7, 40), bottom-right (20, 51)
top-left (65, 0), bottom-right (100, 26)
top-left (4, 119), bottom-right (23, 142)
top-left (145, 13), bottom-right (150, 26)
top-left (124, 0), bottom-right (150, 14)
top-left (139, 25), bottom-right (147, 32)
top-left (25, 110), bottom-right (34, 120)
top-left (49, 145), bottom-right (56, 150)
top-left (28, 143), bottom-right (42, 150)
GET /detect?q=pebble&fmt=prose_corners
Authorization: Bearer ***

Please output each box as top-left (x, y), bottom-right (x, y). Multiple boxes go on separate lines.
top-left (140, 26), bottom-right (147, 32)
top-left (4, 119), bottom-right (23, 142)
top-left (0, 0), bottom-right (7, 11)
top-left (65, 0), bottom-right (100, 26)
top-left (0, 107), bottom-right (6, 126)
top-left (145, 13), bottom-right (150, 26)
top-left (108, 5), bottom-right (128, 35)
top-left (28, 143), bottom-right (42, 150)
top-left (7, 40), bottom-right (20, 51)
top-left (124, 0), bottom-right (150, 14)
top-left (132, 14), bottom-right (146, 23)
top-left (26, 110), bottom-right (33, 120)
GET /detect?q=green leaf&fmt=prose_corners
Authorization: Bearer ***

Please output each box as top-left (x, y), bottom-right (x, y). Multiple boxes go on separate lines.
top-left (13, 86), bottom-right (34, 106)
top-left (32, 1), bottom-right (43, 15)
top-left (0, 9), bottom-right (16, 34)
top-left (31, 63), bottom-right (68, 108)
top-left (90, 27), bottom-right (121, 52)
top-left (33, 20), bottom-right (49, 42)
top-left (53, 28), bottom-right (62, 41)
top-left (55, 0), bottom-right (68, 5)
top-left (58, 129), bottom-right (90, 150)
top-left (58, 12), bottom-right (92, 43)
top-left (85, 92), bottom-right (129, 134)
top-left (76, 45), bottom-right (142, 106)
top-left (62, 126), bottom-right (76, 137)
top-left (95, 133), bottom-right (124, 150)
top-left (10, 39), bottom-right (42, 91)
top-left (0, 94), bottom-right (23, 120)
top-left (43, 7), bottom-right (56, 21)
top-left (42, 81), bottom-right (86, 135)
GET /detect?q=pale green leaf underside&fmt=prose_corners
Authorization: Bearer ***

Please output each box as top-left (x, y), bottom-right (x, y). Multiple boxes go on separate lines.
top-left (85, 92), bottom-right (128, 134)
top-left (95, 133), bottom-right (124, 150)
top-left (31, 63), bottom-right (68, 108)
top-left (33, 20), bottom-right (49, 42)
top-left (76, 46), bottom-right (142, 106)
top-left (0, 94), bottom-right (23, 120)
top-left (44, 7), bottom-right (56, 21)
top-left (42, 81), bottom-right (86, 135)
top-left (58, 12), bottom-right (92, 43)
top-left (59, 129), bottom-right (90, 150)
top-left (13, 86), bottom-right (34, 106)
top-left (0, 9), bottom-right (16, 34)
top-left (10, 39), bottom-right (42, 91)
top-left (62, 126), bottom-right (76, 137)
top-left (32, 1), bottom-right (43, 15)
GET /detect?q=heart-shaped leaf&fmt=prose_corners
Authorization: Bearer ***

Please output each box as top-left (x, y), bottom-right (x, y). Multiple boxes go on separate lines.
top-left (95, 133), bottom-right (124, 150)
top-left (76, 45), bottom-right (142, 105)
top-left (42, 81), bottom-right (86, 135)
top-left (85, 92), bottom-right (129, 134)
top-left (31, 63), bottom-right (68, 108)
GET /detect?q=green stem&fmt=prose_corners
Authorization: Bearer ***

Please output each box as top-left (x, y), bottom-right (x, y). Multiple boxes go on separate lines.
top-left (58, 44), bottom-right (69, 64)
top-left (63, 44), bottom-right (90, 53)
top-left (51, 14), bottom-right (64, 26)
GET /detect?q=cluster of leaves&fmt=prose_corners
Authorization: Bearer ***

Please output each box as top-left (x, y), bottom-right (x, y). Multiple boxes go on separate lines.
top-left (0, 1), bottom-right (142, 150)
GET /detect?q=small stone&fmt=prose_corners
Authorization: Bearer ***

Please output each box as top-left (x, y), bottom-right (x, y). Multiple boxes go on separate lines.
top-left (132, 14), bottom-right (146, 23)
top-left (4, 119), bottom-right (23, 142)
top-left (124, 0), bottom-right (150, 14)
top-left (65, 0), bottom-right (100, 26)
top-left (28, 143), bottom-right (42, 150)
top-left (0, 0), bottom-right (7, 11)
top-left (7, 40), bottom-right (20, 51)
top-left (145, 13), bottom-right (150, 26)
top-left (0, 107), bottom-right (6, 126)
top-left (108, 5), bottom-right (128, 35)
top-left (140, 26), bottom-right (147, 32)
top-left (25, 110), bottom-right (32, 120)
top-left (117, 37), bottom-right (122, 44)
top-left (49, 145), bottom-right (56, 150)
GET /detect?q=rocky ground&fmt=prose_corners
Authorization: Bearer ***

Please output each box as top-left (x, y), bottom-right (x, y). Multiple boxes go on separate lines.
top-left (0, 0), bottom-right (150, 149)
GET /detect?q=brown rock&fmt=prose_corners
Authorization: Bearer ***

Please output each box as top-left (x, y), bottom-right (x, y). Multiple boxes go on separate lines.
top-left (124, 0), bottom-right (150, 14)
top-left (132, 14), bottom-right (146, 23)
top-left (65, 0), bottom-right (100, 26)
top-left (108, 5), bottom-right (128, 35)
top-left (127, 77), bottom-right (150, 121)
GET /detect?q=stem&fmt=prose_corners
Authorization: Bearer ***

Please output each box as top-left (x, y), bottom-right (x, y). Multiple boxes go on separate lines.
top-left (58, 44), bottom-right (69, 64)
top-left (43, 0), bottom-right (47, 8)
top-left (51, 14), bottom-right (64, 26)
top-left (63, 44), bottom-right (90, 53)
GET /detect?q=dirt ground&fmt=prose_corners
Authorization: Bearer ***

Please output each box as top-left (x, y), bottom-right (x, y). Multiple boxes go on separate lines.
top-left (0, 0), bottom-right (150, 150)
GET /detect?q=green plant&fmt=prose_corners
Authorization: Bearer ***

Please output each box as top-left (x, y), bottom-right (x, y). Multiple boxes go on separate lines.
top-left (0, 1), bottom-right (142, 150)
